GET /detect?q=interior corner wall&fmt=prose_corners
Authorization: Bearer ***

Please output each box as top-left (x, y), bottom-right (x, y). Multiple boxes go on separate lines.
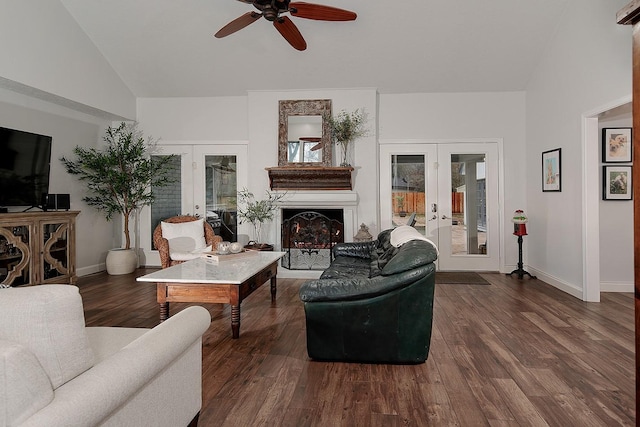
top-left (0, 1), bottom-right (136, 120)
top-left (0, 88), bottom-right (116, 276)
top-left (525, 0), bottom-right (631, 296)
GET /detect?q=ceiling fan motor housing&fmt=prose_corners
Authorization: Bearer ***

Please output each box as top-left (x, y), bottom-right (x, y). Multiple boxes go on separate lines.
top-left (254, 0), bottom-right (291, 21)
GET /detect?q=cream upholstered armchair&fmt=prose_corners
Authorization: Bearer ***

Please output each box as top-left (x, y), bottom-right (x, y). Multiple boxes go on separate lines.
top-left (153, 215), bottom-right (223, 269)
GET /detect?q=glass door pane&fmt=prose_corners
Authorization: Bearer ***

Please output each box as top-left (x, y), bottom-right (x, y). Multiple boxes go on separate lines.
top-left (437, 143), bottom-right (498, 271)
top-left (391, 154), bottom-right (426, 234)
top-left (151, 154), bottom-right (182, 249)
top-left (205, 155), bottom-right (238, 242)
top-left (379, 144), bottom-right (437, 241)
top-left (449, 153), bottom-right (487, 255)
top-left (193, 145), bottom-right (248, 246)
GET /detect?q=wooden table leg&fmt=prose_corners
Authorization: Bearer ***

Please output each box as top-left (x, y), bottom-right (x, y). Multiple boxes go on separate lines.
top-left (159, 302), bottom-right (169, 322)
top-left (231, 304), bottom-right (240, 339)
top-left (270, 274), bottom-right (277, 303)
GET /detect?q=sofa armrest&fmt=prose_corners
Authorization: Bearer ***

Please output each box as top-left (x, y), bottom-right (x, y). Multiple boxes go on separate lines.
top-left (332, 241), bottom-right (377, 259)
top-left (20, 306), bottom-right (211, 427)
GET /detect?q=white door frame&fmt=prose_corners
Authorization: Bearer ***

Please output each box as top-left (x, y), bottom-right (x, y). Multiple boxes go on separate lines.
top-left (582, 94), bottom-right (632, 302)
top-left (140, 142), bottom-right (248, 267)
top-left (379, 139), bottom-right (504, 272)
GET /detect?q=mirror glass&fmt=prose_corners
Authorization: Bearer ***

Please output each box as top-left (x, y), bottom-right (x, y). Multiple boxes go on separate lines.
top-left (287, 116), bottom-right (323, 163)
top-left (278, 99), bottom-right (332, 167)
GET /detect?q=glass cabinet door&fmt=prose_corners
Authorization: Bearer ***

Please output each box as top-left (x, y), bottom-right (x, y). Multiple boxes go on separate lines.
top-left (0, 225), bottom-right (31, 286)
top-left (41, 221), bottom-right (70, 281)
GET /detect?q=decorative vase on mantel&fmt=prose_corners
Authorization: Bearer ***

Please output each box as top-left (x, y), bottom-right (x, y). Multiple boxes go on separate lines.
top-left (338, 140), bottom-right (353, 167)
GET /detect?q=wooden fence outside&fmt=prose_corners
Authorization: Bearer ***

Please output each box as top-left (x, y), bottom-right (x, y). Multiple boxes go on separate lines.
top-left (392, 192), bottom-right (464, 214)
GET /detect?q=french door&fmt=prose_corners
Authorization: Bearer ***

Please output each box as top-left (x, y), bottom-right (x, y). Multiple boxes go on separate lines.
top-left (140, 144), bottom-right (248, 266)
top-left (379, 142), bottom-right (500, 271)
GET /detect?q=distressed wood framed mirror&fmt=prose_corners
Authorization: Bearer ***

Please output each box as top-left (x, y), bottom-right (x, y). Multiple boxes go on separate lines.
top-left (278, 99), bottom-right (332, 167)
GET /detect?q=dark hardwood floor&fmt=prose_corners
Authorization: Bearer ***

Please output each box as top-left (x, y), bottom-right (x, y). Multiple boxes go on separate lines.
top-left (77, 270), bottom-right (635, 426)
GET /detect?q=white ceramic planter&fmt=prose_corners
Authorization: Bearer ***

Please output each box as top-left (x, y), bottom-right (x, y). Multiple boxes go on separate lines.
top-left (105, 248), bottom-right (138, 275)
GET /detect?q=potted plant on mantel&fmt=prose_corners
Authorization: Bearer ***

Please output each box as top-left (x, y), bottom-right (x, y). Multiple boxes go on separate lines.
top-left (237, 188), bottom-right (286, 250)
top-left (325, 108), bottom-right (369, 167)
top-left (61, 122), bottom-right (175, 275)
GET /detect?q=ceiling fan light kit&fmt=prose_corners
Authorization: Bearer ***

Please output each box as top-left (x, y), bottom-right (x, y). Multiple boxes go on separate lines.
top-left (215, 0), bottom-right (357, 51)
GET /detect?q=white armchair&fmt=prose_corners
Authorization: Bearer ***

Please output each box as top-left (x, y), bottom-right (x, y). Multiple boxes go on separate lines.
top-left (0, 285), bottom-right (211, 427)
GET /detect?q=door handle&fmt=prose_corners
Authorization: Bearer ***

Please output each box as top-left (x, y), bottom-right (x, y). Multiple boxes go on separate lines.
top-left (429, 215), bottom-right (437, 221)
top-left (441, 215), bottom-right (451, 220)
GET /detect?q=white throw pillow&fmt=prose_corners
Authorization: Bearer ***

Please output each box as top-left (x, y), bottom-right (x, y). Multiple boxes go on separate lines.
top-left (0, 340), bottom-right (54, 425)
top-left (0, 285), bottom-right (95, 389)
top-left (390, 225), bottom-right (439, 254)
top-left (161, 219), bottom-right (208, 255)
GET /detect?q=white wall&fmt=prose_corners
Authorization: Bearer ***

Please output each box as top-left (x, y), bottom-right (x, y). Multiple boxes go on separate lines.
top-left (137, 89), bottom-right (379, 245)
top-left (0, 0), bottom-right (136, 120)
top-left (0, 88), bottom-right (116, 276)
top-left (378, 92), bottom-right (527, 271)
top-left (526, 0), bottom-right (631, 296)
top-left (136, 97), bottom-right (248, 141)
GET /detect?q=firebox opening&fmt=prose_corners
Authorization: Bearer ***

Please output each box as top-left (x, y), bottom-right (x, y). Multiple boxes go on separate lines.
top-left (281, 208), bottom-right (345, 270)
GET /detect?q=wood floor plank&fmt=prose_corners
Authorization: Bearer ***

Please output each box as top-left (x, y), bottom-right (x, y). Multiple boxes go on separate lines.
top-left (75, 270), bottom-right (635, 426)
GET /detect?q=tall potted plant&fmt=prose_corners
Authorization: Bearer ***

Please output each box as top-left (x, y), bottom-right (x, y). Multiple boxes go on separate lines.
top-left (237, 188), bottom-right (285, 248)
top-left (325, 108), bottom-right (368, 167)
top-left (61, 122), bottom-right (175, 274)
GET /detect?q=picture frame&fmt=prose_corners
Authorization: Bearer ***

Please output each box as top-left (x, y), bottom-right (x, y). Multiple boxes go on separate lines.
top-left (603, 165), bottom-right (632, 200)
top-left (542, 148), bottom-right (561, 192)
top-left (602, 127), bottom-right (632, 163)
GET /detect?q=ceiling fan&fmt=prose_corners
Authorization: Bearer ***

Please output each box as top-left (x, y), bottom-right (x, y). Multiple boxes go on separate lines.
top-left (214, 0), bottom-right (357, 51)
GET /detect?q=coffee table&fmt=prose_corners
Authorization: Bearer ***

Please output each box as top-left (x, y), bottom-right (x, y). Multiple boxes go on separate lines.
top-left (137, 251), bottom-right (285, 338)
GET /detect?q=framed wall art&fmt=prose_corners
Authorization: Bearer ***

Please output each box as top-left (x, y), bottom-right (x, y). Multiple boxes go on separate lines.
top-left (542, 148), bottom-right (561, 192)
top-left (602, 127), bottom-right (632, 163)
top-left (603, 165), bottom-right (632, 200)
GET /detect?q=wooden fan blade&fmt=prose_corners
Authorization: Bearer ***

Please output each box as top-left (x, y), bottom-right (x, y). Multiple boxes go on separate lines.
top-left (310, 142), bottom-right (323, 151)
top-left (215, 12), bottom-right (261, 38)
top-left (290, 2), bottom-right (357, 21)
top-left (274, 16), bottom-right (307, 51)
top-left (299, 137), bottom-right (321, 142)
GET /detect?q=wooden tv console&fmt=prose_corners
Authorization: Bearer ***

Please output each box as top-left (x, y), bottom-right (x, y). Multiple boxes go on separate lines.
top-left (0, 211), bottom-right (78, 287)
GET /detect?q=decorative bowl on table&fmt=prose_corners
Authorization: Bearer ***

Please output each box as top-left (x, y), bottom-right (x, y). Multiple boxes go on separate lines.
top-left (217, 241), bottom-right (231, 255)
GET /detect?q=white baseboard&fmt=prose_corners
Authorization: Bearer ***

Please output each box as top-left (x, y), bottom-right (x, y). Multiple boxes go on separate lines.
top-left (600, 281), bottom-right (634, 292)
top-left (503, 263), bottom-right (584, 300)
top-left (77, 263), bottom-right (105, 277)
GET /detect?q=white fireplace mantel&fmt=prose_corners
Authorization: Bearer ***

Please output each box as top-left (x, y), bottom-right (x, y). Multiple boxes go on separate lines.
top-left (274, 190), bottom-right (358, 208)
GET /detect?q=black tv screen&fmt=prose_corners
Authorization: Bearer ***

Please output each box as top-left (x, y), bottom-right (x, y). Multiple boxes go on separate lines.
top-left (0, 127), bottom-right (52, 208)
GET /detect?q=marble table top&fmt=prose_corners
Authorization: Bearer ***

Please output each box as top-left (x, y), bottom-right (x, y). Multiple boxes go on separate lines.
top-left (137, 251), bottom-right (286, 284)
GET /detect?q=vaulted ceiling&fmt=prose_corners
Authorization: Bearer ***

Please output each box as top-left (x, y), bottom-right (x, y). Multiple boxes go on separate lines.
top-left (60, 0), bottom-right (570, 98)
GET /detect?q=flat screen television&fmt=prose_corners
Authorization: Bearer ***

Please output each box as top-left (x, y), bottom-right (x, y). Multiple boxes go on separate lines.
top-left (0, 127), bottom-right (52, 209)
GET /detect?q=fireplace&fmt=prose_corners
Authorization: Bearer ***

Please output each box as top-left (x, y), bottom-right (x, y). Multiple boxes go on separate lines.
top-left (281, 209), bottom-right (344, 270)
top-left (274, 190), bottom-right (358, 274)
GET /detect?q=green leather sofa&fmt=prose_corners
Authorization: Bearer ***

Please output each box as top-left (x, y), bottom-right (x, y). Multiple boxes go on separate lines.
top-left (299, 227), bottom-right (438, 364)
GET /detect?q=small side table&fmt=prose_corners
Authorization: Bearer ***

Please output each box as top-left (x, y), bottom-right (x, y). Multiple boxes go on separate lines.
top-left (506, 225), bottom-right (536, 280)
